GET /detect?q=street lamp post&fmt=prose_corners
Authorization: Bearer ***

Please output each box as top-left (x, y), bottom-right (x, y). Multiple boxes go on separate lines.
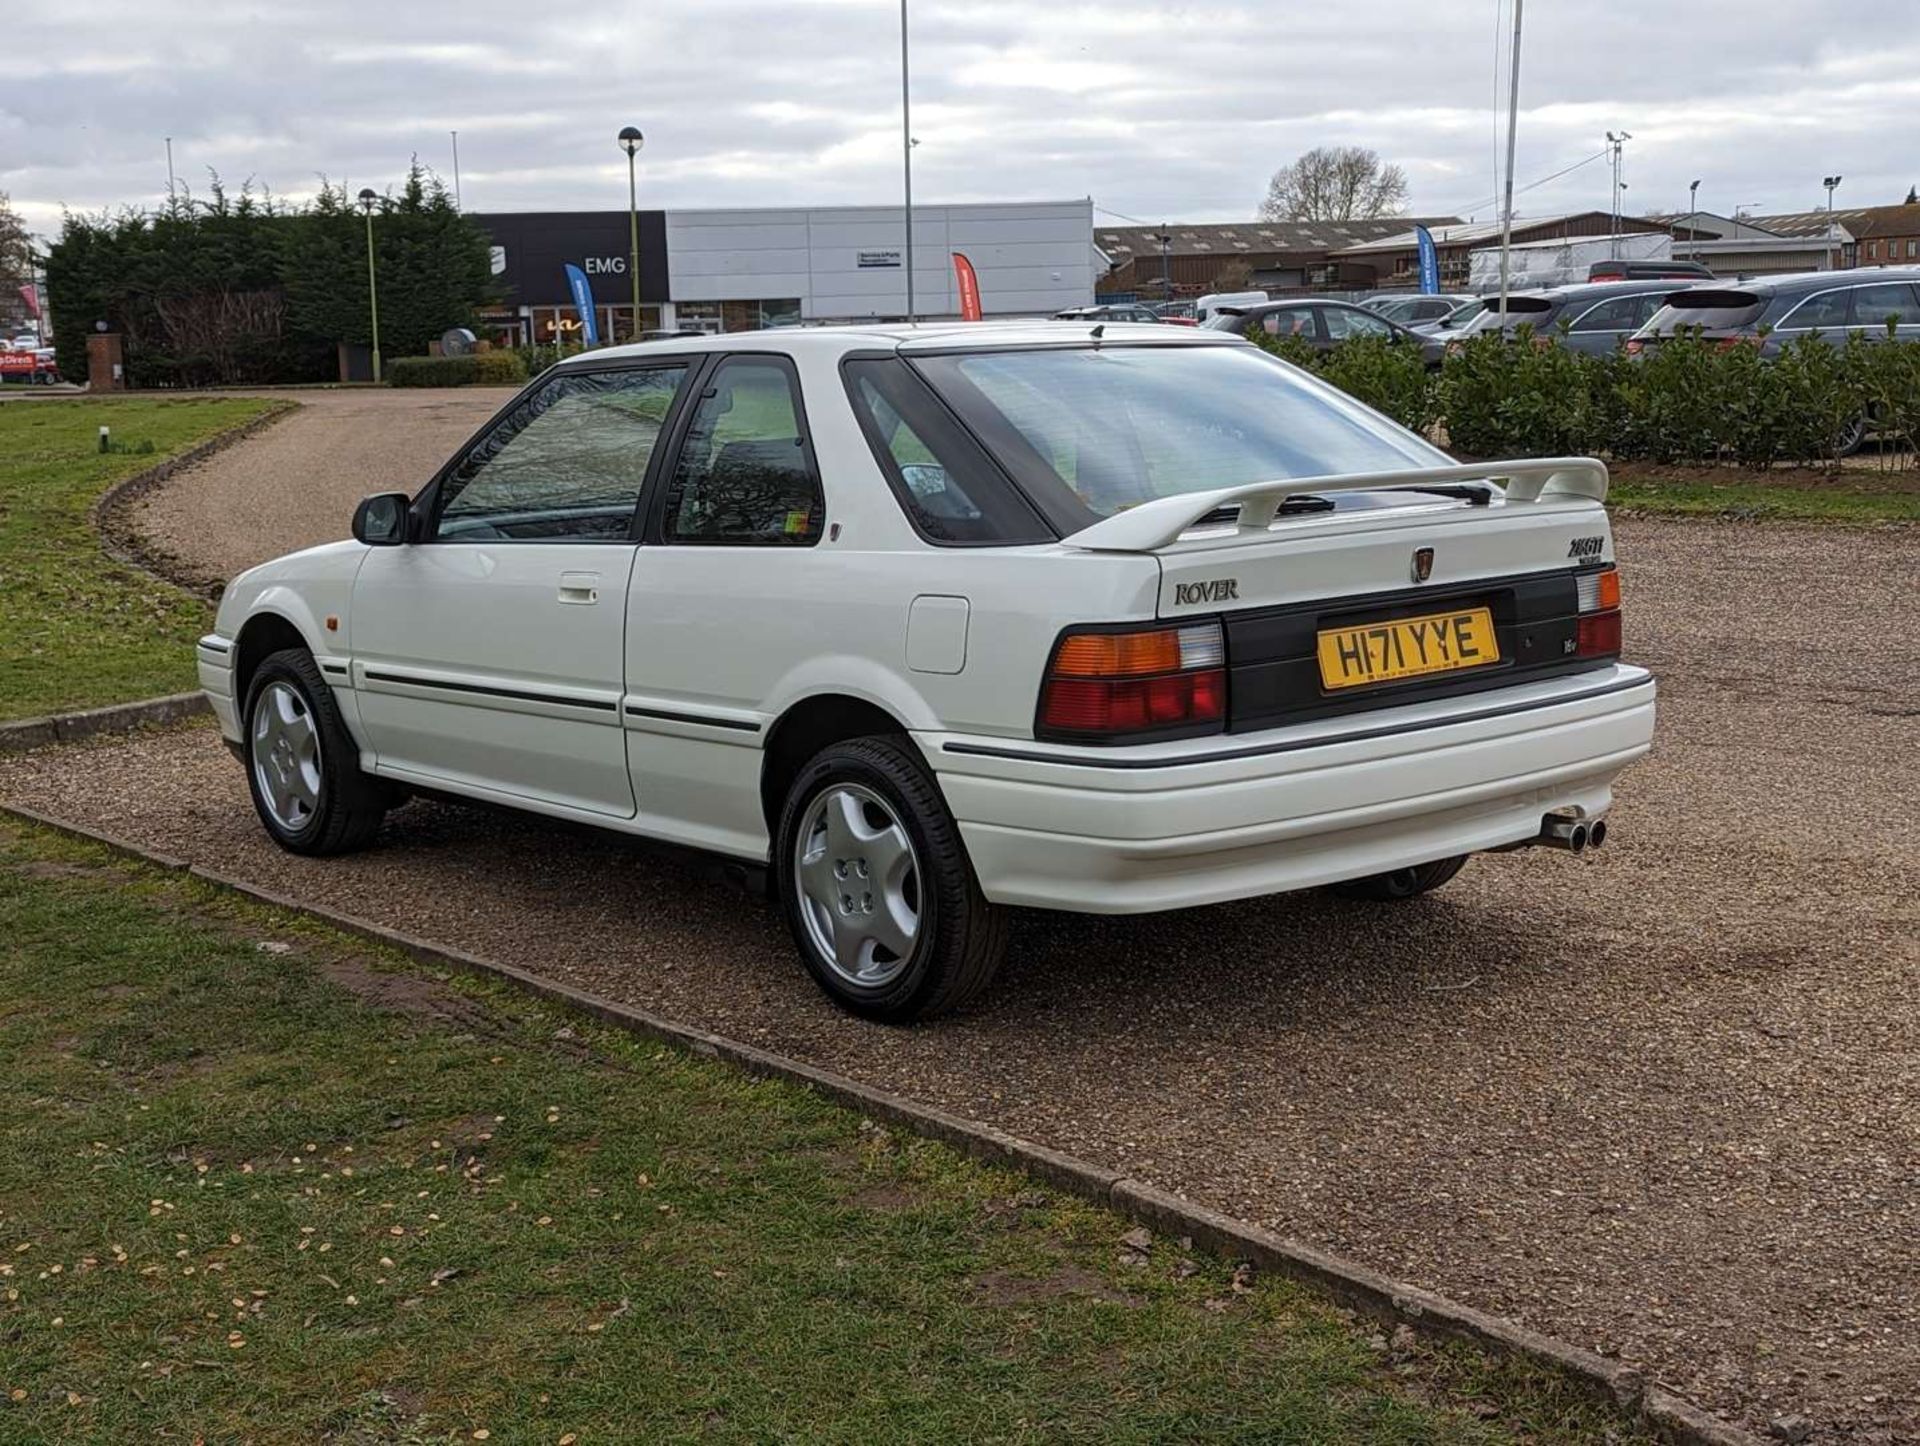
top-left (1823, 175), bottom-right (1843, 269)
top-left (1157, 229), bottom-right (1171, 301)
top-left (899, 0), bottom-right (915, 323)
top-left (357, 189), bottom-right (382, 384)
top-left (619, 126), bottom-right (644, 340)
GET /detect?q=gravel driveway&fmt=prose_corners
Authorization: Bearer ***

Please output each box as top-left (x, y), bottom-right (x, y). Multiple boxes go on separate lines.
top-left (129, 389), bottom-right (508, 587)
top-left (7, 390), bottom-right (1918, 1442)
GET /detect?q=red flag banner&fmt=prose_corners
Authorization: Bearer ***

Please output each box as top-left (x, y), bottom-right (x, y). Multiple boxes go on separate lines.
top-left (951, 252), bottom-right (982, 321)
top-left (18, 284), bottom-right (38, 318)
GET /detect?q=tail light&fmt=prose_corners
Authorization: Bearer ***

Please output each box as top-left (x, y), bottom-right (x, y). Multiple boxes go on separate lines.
top-left (1574, 565), bottom-right (1622, 658)
top-left (1038, 620), bottom-right (1226, 741)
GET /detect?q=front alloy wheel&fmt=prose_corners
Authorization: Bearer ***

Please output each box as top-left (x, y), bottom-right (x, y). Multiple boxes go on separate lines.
top-left (242, 648), bottom-right (389, 856)
top-left (251, 681), bottom-right (323, 834)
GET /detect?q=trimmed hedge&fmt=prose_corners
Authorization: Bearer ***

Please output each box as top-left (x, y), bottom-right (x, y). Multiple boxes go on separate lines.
top-left (387, 350), bottom-right (530, 388)
top-left (471, 350), bottom-right (529, 385)
top-left (1248, 320), bottom-right (1920, 468)
top-left (387, 355), bottom-right (477, 387)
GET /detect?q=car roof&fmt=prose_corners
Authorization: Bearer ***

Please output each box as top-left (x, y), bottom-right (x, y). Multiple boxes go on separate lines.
top-left (1661, 266), bottom-right (1920, 299)
top-left (1478, 279), bottom-right (1693, 306)
top-left (558, 320), bottom-right (1238, 368)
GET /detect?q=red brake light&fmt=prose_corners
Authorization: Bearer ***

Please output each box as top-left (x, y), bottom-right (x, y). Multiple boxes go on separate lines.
top-left (1576, 610), bottom-right (1622, 657)
top-left (1574, 565), bottom-right (1623, 657)
top-left (1039, 621), bottom-right (1226, 740)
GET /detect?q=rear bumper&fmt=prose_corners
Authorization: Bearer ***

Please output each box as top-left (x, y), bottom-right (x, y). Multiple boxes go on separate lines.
top-left (924, 664), bottom-right (1655, 913)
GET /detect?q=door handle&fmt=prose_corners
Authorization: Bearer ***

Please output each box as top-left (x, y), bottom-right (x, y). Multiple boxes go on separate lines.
top-left (557, 570), bottom-right (600, 605)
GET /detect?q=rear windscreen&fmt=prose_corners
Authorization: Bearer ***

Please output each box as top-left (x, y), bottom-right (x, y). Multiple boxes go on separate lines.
top-left (1640, 291), bottom-right (1765, 334)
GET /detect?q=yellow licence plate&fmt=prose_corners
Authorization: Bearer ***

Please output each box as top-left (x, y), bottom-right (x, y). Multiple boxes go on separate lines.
top-left (1317, 606), bottom-right (1500, 690)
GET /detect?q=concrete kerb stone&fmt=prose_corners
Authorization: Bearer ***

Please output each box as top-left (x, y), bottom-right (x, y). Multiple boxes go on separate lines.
top-left (0, 794), bottom-right (1764, 1446)
top-left (0, 692), bottom-right (209, 756)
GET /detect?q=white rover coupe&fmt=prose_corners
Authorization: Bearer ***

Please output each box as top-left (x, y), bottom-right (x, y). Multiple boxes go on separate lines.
top-left (201, 324), bottom-right (1654, 1020)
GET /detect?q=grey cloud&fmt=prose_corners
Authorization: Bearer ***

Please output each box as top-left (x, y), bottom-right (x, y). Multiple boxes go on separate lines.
top-left (2, 0), bottom-right (1914, 239)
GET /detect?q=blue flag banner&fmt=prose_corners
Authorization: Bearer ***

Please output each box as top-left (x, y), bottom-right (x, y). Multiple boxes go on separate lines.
top-left (564, 263), bottom-right (600, 347)
top-left (1415, 225), bottom-right (1440, 295)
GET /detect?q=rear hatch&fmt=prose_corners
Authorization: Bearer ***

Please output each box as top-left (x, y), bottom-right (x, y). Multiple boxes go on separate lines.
top-left (1067, 461), bottom-right (1618, 732)
top-left (1634, 288), bottom-right (1765, 343)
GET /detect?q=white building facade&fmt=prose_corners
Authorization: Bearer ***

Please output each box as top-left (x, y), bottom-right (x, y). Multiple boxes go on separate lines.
top-left (662, 200), bottom-right (1096, 328)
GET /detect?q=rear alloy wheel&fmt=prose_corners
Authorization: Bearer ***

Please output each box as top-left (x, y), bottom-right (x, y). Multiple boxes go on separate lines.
top-left (1834, 413), bottom-right (1869, 459)
top-left (243, 648), bottom-right (388, 856)
top-left (776, 736), bottom-right (1006, 1022)
top-left (1327, 854), bottom-right (1469, 902)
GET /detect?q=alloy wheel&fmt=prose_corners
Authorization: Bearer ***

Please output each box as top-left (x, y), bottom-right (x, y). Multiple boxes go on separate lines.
top-left (793, 783), bottom-right (923, 988)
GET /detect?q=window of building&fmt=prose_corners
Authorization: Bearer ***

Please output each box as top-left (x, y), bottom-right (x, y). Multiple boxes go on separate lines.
top-left (1908, 239), bottom-right (1919, 259)
top-left (434, 366), bottom-right (689, 541)
top-left (1866, 241), bottom-right (1878, 261)
top-left (673, 302), bottom-right (724, 335)
top-left (660, 358), bottom-right (823, 545)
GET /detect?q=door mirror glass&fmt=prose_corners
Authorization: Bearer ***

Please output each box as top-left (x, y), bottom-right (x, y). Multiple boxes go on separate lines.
top-left (353, 492), bottom-right (410, 547)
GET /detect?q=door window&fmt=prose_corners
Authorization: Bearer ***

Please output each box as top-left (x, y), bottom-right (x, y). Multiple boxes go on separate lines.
top-left (1322, 307), bottom-right (1394, 340)
top-left (660, 357), bottom-right (824, 545)
top-left (433, 366), bottom-right (687, 541)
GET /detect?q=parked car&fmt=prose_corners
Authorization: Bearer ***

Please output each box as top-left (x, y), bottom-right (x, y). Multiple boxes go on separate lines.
top-left (0, 346), bottom-right (59, 385)
top-left (1205, 298), bottom-right (1445, 365)
top-left (1628, 268), bottom-right (1920, 453)
top-left (1628, 268), bottom-right (1920, 356)
top-left (1586, 258), bottom-right (1713, 283)
top-left (1362, 294), bottom-right (1478, 327)
top-left (201, 324), bottom-right (1653, 1021)
top-left (1412, 298), bottom-right (1487, 337)
top-left (1054, 304), bottom-right (1162, 324)
top-left (1454, 280), bottom-right (1689, 356)
top-left (1192, 289), bottom-right (1269, 325)
top-left (1152, 301), bottom-right (1198, 325)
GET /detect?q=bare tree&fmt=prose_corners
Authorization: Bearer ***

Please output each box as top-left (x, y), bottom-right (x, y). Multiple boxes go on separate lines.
top-left (0, 192), bottom-right (29, 284)
top-left (1260, 147), bottom-right (1409, 222)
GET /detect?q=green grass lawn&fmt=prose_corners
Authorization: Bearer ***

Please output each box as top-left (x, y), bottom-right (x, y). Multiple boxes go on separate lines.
top-left (1611, 474), bottom-right (1920, 522)
top-left (0, 815), bottom-right (1654, 1445)
top-left (0, 398), bottom-right (276, 721)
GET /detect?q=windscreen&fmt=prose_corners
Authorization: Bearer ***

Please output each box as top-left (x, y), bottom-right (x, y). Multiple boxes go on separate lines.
top-left (1639, 290), bottom-right (1765, 335)
top-left (909, 344), bottom-right (1445, 521)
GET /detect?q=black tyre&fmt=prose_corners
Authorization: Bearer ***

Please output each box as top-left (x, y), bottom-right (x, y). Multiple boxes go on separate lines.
top-left (1327, 854), bottom-right (1469, 902)
top-left (775, 735), bottom-right (1006, 1022)
top-left (242, 648), bottom-right (388, 856)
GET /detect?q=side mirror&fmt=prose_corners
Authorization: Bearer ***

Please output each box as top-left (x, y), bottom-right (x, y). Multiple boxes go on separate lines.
top-left (352, 492), bottom-right (411, 547)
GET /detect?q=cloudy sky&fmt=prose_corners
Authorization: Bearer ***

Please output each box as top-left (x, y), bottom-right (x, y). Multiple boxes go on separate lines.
top-left (5, 0), bottom-right (1917, 240)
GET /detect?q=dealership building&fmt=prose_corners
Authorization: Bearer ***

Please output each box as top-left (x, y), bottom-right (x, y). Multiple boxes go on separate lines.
top-left (470, 199), bottom-right (1096, 343)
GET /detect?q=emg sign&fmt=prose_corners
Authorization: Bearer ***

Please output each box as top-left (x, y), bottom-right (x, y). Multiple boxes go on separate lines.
top-left (584, 256), bottom-right (628, 275)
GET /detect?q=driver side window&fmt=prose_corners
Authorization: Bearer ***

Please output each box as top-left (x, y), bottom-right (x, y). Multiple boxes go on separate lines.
top-left (433, 365), bottom-right (688, 541)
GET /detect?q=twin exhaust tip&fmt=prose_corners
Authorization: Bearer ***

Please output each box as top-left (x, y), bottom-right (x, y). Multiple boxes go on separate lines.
top-left (1539, 812), bottom-right (1608, 854)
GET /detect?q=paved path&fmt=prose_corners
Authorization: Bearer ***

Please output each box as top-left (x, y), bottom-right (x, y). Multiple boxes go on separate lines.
top-left (14, 393), bottom-right (1919, 1441)
top-left (129, 389), bottom-right (510, 588)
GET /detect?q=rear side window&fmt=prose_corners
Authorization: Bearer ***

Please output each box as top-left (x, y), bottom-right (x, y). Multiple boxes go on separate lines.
top-left (1849, 282), bottom-right (1919, 329)
top-left (841, 358), bottom-right (1054, 545)
top-left (660, 357), bottom-right (823, 546)
top-left (1781, 289), bottom-right (1851, 331)
top-left (1569, 295), bottom-right (1645, 332)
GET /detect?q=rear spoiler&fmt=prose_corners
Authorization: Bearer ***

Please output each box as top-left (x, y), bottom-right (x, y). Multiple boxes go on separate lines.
top-left (1060, 457), bottom-right (1608, 553)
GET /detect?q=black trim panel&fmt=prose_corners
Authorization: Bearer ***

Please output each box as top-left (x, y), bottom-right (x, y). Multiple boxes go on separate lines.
top-left (940, 673), bottom-right (1651, 771)
top-left (361, 669), bottom-right (618, 713)
top-left (622, 704), bottom-right (761, 733)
